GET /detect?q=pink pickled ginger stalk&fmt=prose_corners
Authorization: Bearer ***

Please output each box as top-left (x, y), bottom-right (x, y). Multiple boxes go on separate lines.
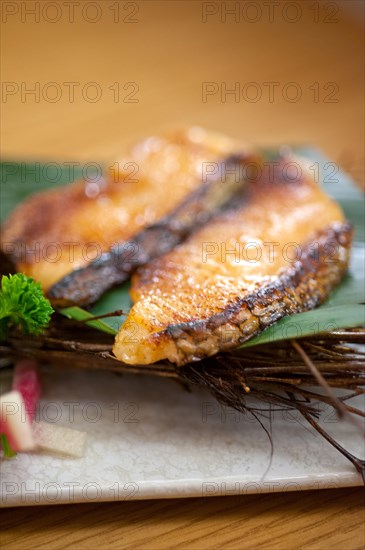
top-left (2, 359), bottom-right (87, 458)
top-left (0, 390), bottom-right (36, 452)
top-left (0, 360), bottom-right (40, 455)
top-left (12, 359), bottom-right (41, 423)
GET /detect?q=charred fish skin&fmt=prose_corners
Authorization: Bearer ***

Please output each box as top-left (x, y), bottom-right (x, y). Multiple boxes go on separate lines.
top-left (113, 157), bottom-right (351, 366)
top-left (114, 223), bottom-right (352, 366)
top-left (153, 222), bottom-right (352, 365)
top-left (1, 128), bottom-right (255, 306)
top-left (47, 153), bottom-right (255, 306)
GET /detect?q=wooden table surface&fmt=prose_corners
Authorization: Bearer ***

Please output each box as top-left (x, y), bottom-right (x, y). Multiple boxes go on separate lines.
top-left (1, 1), bottom-right (364, 548)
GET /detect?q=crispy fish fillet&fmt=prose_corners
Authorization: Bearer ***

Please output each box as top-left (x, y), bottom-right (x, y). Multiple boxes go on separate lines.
top-left (114, 156), bottom-right (352, 366)
top-left (1, 128), bottom-right (253, 305)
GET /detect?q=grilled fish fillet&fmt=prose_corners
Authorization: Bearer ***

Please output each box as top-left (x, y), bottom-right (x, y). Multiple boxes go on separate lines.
top-left (114, 155), bottom-right (351, 366)
top-left (1, 128), bottom-right (253, 305)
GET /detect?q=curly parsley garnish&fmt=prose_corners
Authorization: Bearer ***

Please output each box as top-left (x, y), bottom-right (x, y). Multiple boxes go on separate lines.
top-left (0, 273), bottom-right (54, 339)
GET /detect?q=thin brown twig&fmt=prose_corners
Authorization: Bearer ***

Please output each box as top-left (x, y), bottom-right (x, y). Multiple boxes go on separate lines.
top-left (291, 340), bottom-right (348, 418)
top-left (291, 340), bottom-right (365, 435)
top-left (298, 403), bottom-right (365, 484)
top-left (78, 309), bottom-right (125, 322)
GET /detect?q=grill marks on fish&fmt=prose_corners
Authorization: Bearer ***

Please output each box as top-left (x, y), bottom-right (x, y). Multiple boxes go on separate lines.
top-left (1, 129), bottom-right (253, 305)
top-left (113, 159), bottom-right (351, 366)
top-left (48, 153), bottom-right (254, 306)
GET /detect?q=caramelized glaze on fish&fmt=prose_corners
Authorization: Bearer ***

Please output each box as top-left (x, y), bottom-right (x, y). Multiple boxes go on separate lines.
top-left (1, 128), bottom-right (253, 305)
top-left (114, 156), bottom-right (351, 366)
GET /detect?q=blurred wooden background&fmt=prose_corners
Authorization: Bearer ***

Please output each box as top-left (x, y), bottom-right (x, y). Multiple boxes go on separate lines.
top-left (1, 0), bottom-right (364, 185)
top-left (1, 1), bottom-right (364, 548)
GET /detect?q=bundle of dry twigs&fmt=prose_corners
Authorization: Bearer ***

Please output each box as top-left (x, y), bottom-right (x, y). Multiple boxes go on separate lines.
top-left (1, 314), bottom-right (364, 480)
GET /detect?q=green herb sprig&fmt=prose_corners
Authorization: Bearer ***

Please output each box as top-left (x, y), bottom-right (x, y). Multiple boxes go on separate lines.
top-left (0, 273), bottom-right (54, 339)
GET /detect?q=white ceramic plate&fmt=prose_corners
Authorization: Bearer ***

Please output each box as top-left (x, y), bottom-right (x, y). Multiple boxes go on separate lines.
top-left (1, 368), bottom-right (363, 507)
